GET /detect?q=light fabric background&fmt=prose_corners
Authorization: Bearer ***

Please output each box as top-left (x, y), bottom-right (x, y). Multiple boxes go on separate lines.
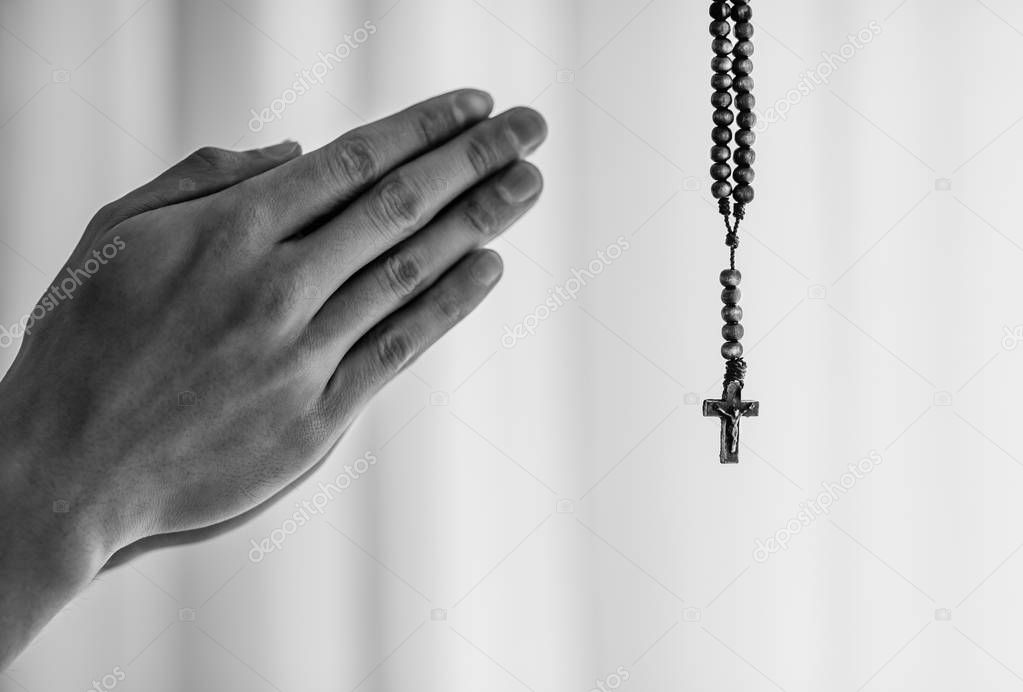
top-left (2, 0), bottom-right (1023, 690)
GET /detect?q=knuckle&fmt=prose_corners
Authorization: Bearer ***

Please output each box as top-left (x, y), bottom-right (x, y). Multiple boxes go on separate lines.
top-left (88, 200), bottom-right (121, 231)
top-left (96, 200), bottom-right (120, 221)
top-left (217, 195), bottom-right (271, 241)
top-left (464, 136), bottom-right (499, 176)
top-left (382, 251), bottom-right (422, 299)
top-left (327, 135), bottom-right (378, 189)
top-left (375, 328), bottom-right (415, 372)
top-left (257, 275), bottom-right (303, 318)
top-left (462, 198), bottom-right (499, 235)
top-left (371, 176), bottom-right (424, 232)
top-left (414, 105), bottom-right (456, 143)
top-left (191, 146), bottom-right (235, 170)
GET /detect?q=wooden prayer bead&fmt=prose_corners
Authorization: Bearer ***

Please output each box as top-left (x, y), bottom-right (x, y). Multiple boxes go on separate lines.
top-left (711, 180), bottom-right (733, 199)
top-left (712, 126), bottom-right (732, 144)
top-left (721, 287), bottom-right (741, 304)
top-left (713, 109), bottom-right (734, 126)
top-left (711, 90), bottom-right (732, 108)
top-left (735, 21), bottom-right (754, 39)
top-left (711, 73), bottom-right (732, 90)
top-left (721, 305), bottom-right (743, 323)
top-left (735, 129), bottom-right (756, 147)
top-left (736, 93), bottom-right (756, 111)
top-left (733, 75), bottom-right (754, 93)
top-left (732, 58), bottom-right (753, 76)
top-left (734, 147), bottom-right (755, 166)
top-left (711, 163), bottom-right (731, 180)
top-left (719, 269), bottom-right (741, 287)
top-left (712, 56), bottom-right (732, 73)
top-left (710, 20), bottom-right (730, 37)
top-left (710, 3), bottom-right (729, 20)
top-left (737, 111), bottom-right (756, 129)
top-left (733, 166), bottom-right (755, 184)
top-left (733, 40), bottom-right (754, 58)
top-left (730, 4), bottom-right (752, 21)
top-left (721, 341), bottom-right (744, 359)
top-left (712, 37), bottom-right (733, 55)
top-left (733, 184), bottom-right (754, 203)
top-left (711, 145), bottom-right (731, 162)
top-left (722, 324), bottom-right (745, 341)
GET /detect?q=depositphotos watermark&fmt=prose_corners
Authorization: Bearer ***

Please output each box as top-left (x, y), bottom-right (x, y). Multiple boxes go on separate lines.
top-left (757, 20), bottom-right (882, 132)
top-left (248, 21), bottom-right (377, 132)
top-left (248, 450), bottom-right (377, 562)
top-left (501, 236), bottom-right (631, 348)
top-left (84, 665), bottom-right (125, 692)
top-left (1002, 324), bottom-right (1023, 351)
top-left (0, 236), bottom-right (126, 349)
top-left (589, 666), bottom-right (631, 692)
top-left (753, 450), bottom-right (883, 563)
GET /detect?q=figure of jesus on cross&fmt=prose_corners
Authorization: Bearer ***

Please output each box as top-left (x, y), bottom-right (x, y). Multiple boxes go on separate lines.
top-left (703, 379), bottom-right (759, 464)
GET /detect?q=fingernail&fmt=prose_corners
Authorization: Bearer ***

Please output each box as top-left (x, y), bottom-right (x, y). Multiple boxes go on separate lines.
top-left (471, 251), bottom-right (503, 286)
top-left (263, 140), bottom-right (300, 158)
top-left (497, 164), bottom-right (542, 203)
top-left (454, 90), bottom-right (493, 120)
top-left (507, 109), bottom-right (547, 151)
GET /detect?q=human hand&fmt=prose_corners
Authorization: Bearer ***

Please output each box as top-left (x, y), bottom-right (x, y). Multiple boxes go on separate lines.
top-left (0, 89), bottom-right (546, 664)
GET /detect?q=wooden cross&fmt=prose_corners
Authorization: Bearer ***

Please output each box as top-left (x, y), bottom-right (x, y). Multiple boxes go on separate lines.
top-left (703, 379), bottom-right (758, 464)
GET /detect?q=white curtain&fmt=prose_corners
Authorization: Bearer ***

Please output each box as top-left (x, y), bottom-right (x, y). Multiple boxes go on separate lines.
top-left (3, 1), bottom-right (1022, 690)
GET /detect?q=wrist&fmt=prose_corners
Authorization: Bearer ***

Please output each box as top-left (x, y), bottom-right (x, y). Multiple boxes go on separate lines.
top-left (0, 366), bottom-right (127, 559)
top-left (0, 441), bottom-right (110, 667)
top-left (0, 439), bottom-right (113, 566)
top-left (0, 380), bottom-right (121, 665)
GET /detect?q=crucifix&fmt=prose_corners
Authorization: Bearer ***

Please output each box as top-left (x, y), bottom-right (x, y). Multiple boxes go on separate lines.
top-left (703, 378), bottom-right (758, 464)
top-left (703, 0), bottom-right (759, 463)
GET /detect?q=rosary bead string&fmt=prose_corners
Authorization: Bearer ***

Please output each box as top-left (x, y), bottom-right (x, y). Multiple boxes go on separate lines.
top-left (699, 1), bottom-right (762, 463)
top-left (710, 0), bottom-right (755, 382)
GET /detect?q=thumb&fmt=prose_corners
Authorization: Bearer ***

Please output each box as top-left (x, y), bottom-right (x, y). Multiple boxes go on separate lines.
top-left (90, 141), bottom-right (303, 235)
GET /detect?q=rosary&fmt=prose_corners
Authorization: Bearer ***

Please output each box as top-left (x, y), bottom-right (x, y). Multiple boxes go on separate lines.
top-left (702, 0), bottom-right (759, 464)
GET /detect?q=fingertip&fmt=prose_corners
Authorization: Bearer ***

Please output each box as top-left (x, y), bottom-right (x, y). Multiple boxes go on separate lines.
top-left (505, 105), bottom-right (546, 128)
top-left (504, 106), bottom-right (548, 152)
top-left (497, 161), bottom-right (544, 204)
top-left (454, 88), bottom-right (495, 120)
top-left (469, 249), bottom-right (504, 287)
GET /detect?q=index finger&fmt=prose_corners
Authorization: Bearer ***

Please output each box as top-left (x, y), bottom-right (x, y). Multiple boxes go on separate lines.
top-left (235, 88), bottom-right (494, 241)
